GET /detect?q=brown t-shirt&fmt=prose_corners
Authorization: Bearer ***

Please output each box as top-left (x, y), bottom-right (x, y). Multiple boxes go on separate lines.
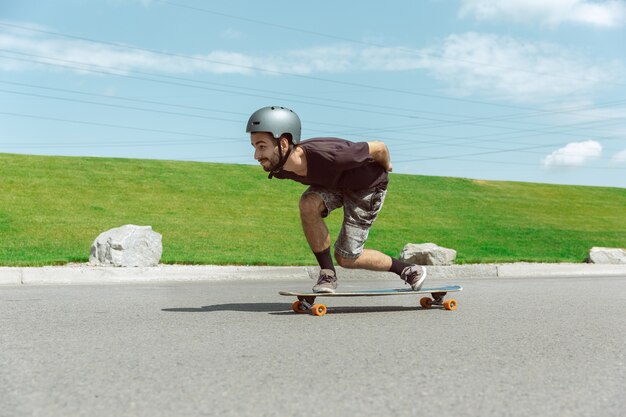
top-left (272, 137), bottom-right (388, 190)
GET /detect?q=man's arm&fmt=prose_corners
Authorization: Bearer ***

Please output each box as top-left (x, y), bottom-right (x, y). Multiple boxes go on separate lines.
top-left (367, 141), bottom-right (393, 172)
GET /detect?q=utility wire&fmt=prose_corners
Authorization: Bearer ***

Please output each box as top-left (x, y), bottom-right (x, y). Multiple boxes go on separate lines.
top-left (161, 0), bottom-right (625, 88)
top-left (1, 72), bottom-right (624, 158)
top-left (0, 20), bottom-right (564, 111)
top-left (3, 49), bottom-right (625, 140)
top-left (3, 51), bottom-right (625, 146)
top-left (0, 110), bottom-right (240, 141)
top-left (1, 22), bottom-right (624, 170)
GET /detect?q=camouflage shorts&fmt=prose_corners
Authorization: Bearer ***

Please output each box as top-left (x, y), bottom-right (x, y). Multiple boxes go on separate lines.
top-left (302, 184), bottom-right (387, 259)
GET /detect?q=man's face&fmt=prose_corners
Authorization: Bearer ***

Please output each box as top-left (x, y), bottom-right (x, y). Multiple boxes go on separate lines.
top-left (250, 132), bottom-right (279, 172)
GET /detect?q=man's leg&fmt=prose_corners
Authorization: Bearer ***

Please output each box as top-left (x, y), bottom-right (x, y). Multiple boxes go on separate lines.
top-left (335, 249), bottom-right (415, 276)
top-left (334, 249), bottom-right (391, 271)
top-left (336, 250), bottom-right (426, 290)
top-left (333, 186), bottom-right (388, 270)
top-left (299, 191), bottom-right (341, 293)
top-left (299, 192), bottom-right (331, 254)
top-left (335, 186), bottom-right (427, 289)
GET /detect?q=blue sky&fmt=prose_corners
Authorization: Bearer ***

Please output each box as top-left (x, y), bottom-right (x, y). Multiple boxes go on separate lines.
top-left (1, 0), bottom-right (625, 188)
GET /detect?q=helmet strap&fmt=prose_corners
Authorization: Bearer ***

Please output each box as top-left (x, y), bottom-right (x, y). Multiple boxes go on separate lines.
top-left (268, 138), bottom-right (292, 179)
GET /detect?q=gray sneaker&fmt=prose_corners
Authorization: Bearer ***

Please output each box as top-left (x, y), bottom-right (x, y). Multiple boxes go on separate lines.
top-left (312, 269), bottom-right (337, 293)
top-left (401, 265), bottom-right (427, 290)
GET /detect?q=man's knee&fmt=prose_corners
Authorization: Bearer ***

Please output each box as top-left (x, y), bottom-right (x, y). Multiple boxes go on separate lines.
top-left (335, 251), bottom-right (359, 268)
top-left (299, 193), bottom-right (325, 218)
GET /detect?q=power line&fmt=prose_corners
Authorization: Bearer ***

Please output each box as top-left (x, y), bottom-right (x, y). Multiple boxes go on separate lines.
top-left (393, 132), bottom-right (626, 165)
top-left (0, 80), bottom-right (249, 118)
top-left (0, 51), bottom-right (538, 145)
top-left (0, 20), bottom-right (556, 111)
top-left (4, 46), bottom-right (625, 149)
top-left (3, 51), bottom-right (625, 146)
top-left (1, 22), bottom-right (624, 173)
top-left (0, 138), bottom-right (239, 149)
top-left (0, 110), bottom-right (240, 141)
top-left (161, 0), bottom-right (626, 88)
top-left (0, 50), bottom-right (446, 129)
top-left (0, 88), bottom-right (244, 124)
top-left (1, 74), bottom-right (624, 160)
top-left (404, 157), bottom-right (626, 171)
top-left (2, 82), bottom-right (623, 158)
top-left (3, 48), bottom-right (625, 140)
top-left (390, 116), bottom-right (626, 151)
top-left (388, 117), bottom-right (626, 163)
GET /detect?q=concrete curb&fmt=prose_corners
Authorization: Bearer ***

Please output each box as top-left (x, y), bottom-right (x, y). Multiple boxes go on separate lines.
top-left (1, 263), bottom-right (625, 286)
top-left (0, 265), bottom-right (310, 286)
top-left (496, 262), bottom-right (626, 278)
top-left (429, 263), bottom-right (626, 279)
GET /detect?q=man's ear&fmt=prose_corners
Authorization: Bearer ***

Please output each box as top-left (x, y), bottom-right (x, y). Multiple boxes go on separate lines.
top-left (279, 136), bottom-right (291, 152)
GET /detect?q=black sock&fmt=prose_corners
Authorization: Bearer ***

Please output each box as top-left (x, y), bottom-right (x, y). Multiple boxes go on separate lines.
top-left (314, 248), bottom-right (335, 273)
top-left (389, 258), bottom-right (411, 276)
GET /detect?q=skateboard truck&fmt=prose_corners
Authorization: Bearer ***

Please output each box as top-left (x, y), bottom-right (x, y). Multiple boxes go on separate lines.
top-left (420, 292), bottom-right (457, 311)
top-left (292, 296), bottom-right (327, 316)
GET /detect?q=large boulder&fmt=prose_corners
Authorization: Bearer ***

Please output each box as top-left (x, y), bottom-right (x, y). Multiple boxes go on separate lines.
top-left (400, 243), bottom-right (456, 266)
top-left (587, 247), bottom-right (626, 264)
top-left (89, 225), bottom-right (162, 267)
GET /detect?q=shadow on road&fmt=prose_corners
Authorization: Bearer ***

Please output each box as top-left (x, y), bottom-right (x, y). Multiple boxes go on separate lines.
top-left (307, 306), bottom-right (429, 315)
top-left (162, 303), bottom-right (288, 313)
top-left (162, 303), bottom-right (434, 315)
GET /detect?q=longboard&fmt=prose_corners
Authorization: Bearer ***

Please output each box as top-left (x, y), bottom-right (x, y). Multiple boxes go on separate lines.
top-left (279, 285), bottom-right (462, 316)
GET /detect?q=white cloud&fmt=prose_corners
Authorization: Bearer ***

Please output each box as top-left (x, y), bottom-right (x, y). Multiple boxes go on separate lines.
top-left (417, 32), bottom-right (619, 103)
top-left (0, 22), bottom-right (621, 104)
top-left (460, 0), bottom-right (626, 28)
top-left (0, 23), bottom-right (256, 75)
top-left (0, 23), bottom-right (419, 76)
top-left (610, 149), bottom-right (626, 165)
top-left (542, 140), bottom-right (603, 168)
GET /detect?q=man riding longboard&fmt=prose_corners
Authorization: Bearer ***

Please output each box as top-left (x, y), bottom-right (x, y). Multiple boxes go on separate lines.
top-left (247, 106), bottom-right (427, 294)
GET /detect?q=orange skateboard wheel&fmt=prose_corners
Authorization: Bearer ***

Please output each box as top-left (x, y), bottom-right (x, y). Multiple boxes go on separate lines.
top-left (443, 299), bottom-right (457, 311)
top-left (420, 297), bottom-right (433, 309)
top-left (292, 301), bottom-right (307, 314)
top-left (311, 304), bottom-right (327, 316)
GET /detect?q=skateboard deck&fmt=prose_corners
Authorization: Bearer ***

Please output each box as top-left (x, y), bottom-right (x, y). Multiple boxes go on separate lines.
top-left (280, 285), bottom-right (462, 316)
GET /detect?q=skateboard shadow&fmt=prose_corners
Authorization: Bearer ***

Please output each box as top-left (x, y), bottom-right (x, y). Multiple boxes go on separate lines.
top-left (162, 304), bottom-right (438, 315)
top-left (302, 306), bottom-right (427, 315)
top-left (162, 302), bottom-right (288, 314)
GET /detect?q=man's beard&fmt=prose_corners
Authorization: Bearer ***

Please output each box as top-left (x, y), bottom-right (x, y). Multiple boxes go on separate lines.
top-left (259, 157), bottom-right (279, 172)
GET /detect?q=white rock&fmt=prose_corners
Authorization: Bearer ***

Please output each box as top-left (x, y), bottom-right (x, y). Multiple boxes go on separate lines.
top-left (89, 225), bottom-right (162, 267)
top-left (588, 247), bottom-right (626, 264)
top-left (400, 243), bottom-right (457, 266)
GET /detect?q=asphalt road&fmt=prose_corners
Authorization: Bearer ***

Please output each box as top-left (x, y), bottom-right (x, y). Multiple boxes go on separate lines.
top-left (1, 275), bottom-right (624, 417)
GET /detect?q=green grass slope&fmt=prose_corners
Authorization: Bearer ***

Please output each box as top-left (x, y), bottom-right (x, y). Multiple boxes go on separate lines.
top-left (1, 153), bottom-right (624, 266)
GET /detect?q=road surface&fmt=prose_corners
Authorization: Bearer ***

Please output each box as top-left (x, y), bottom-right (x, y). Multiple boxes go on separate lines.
top-left (1, 275), bottom-right (624, 416)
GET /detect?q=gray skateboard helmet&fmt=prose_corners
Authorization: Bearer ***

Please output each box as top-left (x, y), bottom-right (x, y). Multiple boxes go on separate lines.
top-left (246, 106), bottom-right (301, 144)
